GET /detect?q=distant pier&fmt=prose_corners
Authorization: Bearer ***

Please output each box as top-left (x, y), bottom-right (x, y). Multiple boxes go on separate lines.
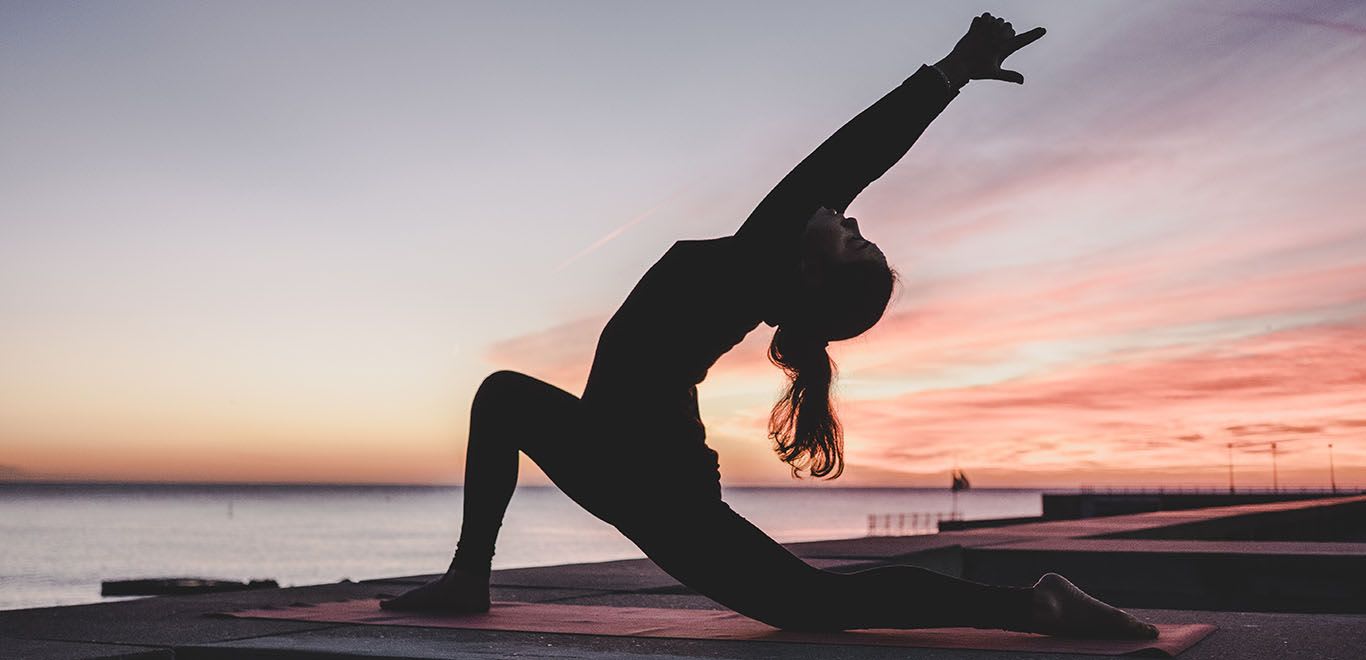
top-left (1040, 488), bottom-right (1357, 521)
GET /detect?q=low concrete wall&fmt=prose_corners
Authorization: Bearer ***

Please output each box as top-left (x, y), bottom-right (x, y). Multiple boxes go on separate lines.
top-left (960, 497), bottom-right (1366, 613)
top-left (1042, 491), bottom-right (1353, 521)
top-left (937, 516), bottom-right (1042, 531)
top-left (1095, 497), bottom-right (1366, 542)
top-left (963, 543), bottom-right (1366, 613)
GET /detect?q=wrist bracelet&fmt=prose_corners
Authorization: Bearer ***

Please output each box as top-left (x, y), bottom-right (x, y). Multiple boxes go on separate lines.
top-left (928, 63), bottom-right (963, 90)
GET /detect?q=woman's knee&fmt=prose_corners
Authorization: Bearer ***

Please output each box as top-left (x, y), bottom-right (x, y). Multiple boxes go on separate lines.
top-left (473, 370), bottom-right (539, 411)
top-left (470, 370), bottom-right (533, 430)
top-left (471, 369), bottom-right (581, 443)
top-left (664, 550), bottom-right (846, 632)
top-left (736, 598), bottom-right (847, 632)
top-left (743, 570), bottom-right (851, 632)
top-left (477, 369), bottom-right (529, 396)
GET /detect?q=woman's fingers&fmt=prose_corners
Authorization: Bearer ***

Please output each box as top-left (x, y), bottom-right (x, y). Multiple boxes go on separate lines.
top-left (956, 14), bottom-right (1045, 85)
top-left (1005, 27), bottom-right (1047, 56)
top-left (991, 26), bottom-right (1045, 83)
top-left (986, 68), bottom-right (1025, 85)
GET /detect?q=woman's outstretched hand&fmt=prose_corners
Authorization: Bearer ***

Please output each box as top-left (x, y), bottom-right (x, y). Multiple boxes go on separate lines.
top-left (935, 12), bottom-right (1046, 86)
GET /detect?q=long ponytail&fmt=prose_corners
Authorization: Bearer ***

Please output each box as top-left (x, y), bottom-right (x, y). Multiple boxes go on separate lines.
top-left (767, 325), bottom-right (843, 479)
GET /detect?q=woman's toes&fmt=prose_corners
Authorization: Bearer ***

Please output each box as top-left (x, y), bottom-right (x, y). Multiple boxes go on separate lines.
top-left (374, 575), bottom-right (490, 613)
top-left (1030, 572), bottom-right (1158, 639)
top-left (378, 581), bottom-right (443, 611)
top-left (379, 592), bottom-right (418, 610)
top-left (1127, 617), bottom-right (1159, 640)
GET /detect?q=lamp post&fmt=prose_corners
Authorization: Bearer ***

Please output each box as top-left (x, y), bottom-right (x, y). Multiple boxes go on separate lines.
top-left (1329, 443), bottom-right (1337, 494)
top-left (1226, 443), bottom-right (1235, 494)
top-left (1271, 442), bottom-right (1278, 492)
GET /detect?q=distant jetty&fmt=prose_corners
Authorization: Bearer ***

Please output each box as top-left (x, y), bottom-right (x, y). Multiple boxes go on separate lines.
top-left (101, 577), bottom-right (278, 596)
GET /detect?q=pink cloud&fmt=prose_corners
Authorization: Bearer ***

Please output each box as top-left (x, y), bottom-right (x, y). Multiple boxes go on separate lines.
top-left (1218, 7), bottom-right (1366, 38)
top-left (835, 319), bottom-right (1366, 482)
top-left (482, 314), bottom-right (606, 394)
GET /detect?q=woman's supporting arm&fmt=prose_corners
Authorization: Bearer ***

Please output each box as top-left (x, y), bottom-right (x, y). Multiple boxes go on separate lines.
top-left (733, 64), bottom-right (958, 249)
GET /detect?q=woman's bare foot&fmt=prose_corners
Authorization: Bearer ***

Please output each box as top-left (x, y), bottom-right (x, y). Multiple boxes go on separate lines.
top-left (379, 568), bottom-right (491, 613)
top-left (1028, 573), bottom-right (1158, 639)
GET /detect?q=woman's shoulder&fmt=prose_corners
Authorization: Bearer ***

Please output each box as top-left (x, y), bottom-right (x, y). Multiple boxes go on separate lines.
top-left (668, 234), bottom-right (767, 261)
top-left (658, 235), bottom-right (742, 265)
top-left (670, 235), bottom-right (737, 250)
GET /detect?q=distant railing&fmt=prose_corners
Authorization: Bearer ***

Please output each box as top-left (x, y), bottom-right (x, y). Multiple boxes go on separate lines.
top-left (1053, 486), bottom-right (1361, 495)
top-left (865, 511), bottom-right (963, 536)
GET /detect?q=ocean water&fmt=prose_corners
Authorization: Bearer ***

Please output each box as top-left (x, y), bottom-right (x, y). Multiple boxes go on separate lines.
top-left (0, 484), bottom-right (1041, 611)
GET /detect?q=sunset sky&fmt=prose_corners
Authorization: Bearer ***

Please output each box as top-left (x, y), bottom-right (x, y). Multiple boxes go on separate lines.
top-left (2, 0), bottom-right (1364, 487)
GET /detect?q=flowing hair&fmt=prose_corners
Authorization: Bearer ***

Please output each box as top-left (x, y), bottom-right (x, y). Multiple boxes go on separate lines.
top-left (768, 325), bottom-right (843, 479)
top-left (767, 260), bottom-right (896, 480)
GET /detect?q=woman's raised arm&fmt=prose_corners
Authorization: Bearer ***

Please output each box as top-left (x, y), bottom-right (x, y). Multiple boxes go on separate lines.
top-left (732, 64), bottom-right (959, 249)
top-left (734, 13), bottom-right (1046, 251)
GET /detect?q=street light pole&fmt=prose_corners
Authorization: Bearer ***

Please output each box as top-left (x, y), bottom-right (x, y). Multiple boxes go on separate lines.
top-left (1329, 443), bottom-right (1336, 494)
top-left (1227, 442), bottom-right (1235, 494)
top-left (1271, 442), bottom-right (1278, 492)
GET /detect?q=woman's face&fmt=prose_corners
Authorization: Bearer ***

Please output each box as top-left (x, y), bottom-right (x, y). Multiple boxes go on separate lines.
top-left (801, 207), bottom-right (886, 278)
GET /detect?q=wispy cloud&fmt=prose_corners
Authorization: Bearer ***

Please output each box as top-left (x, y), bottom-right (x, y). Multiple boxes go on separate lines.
top-left (554, 182), bottom-right (699, 272)
top-left (483, 314), bottom-right (606, 393)
top-left (1216, 6), bottom-right (1366, 38)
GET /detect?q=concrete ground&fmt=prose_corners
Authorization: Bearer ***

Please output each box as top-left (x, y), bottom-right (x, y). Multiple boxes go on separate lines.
top-left (3, 496), bottom-right (1364, 659)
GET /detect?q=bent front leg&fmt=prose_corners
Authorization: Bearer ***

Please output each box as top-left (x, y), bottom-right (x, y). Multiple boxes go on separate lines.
top-left (451, 370), bottom-right (589, 575)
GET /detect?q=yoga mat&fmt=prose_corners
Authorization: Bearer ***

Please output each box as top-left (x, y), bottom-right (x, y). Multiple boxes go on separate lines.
top-left (218, 599), bottom-right (1214, 657)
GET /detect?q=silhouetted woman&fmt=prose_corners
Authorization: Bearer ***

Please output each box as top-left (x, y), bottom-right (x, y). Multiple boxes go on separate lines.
top-left (384, 13), bottom-right (1157, 639)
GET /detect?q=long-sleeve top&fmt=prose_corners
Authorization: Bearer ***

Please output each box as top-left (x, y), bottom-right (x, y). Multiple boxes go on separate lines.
top-left (580, 64), bottom-right (959, 483)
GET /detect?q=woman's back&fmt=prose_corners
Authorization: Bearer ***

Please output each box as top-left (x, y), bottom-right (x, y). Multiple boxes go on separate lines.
top-left (581, 236), bottom-right (774, 415)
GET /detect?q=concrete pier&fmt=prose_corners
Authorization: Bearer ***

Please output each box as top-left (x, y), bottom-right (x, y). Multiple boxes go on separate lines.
top-left (3, 495), bottom-right (1364, 659)
top-left (1040, 489), bottom-right (1357, 521)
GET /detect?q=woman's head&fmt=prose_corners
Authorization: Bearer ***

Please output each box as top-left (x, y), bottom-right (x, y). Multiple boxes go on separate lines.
top-left (766, 206), bottom-right (896, 480)
top-left (795, 207), bottom-right (894, 340)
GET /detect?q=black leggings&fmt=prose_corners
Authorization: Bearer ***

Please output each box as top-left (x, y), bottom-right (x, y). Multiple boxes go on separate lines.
top-left (450, 370), bottom-right (1033, 632)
